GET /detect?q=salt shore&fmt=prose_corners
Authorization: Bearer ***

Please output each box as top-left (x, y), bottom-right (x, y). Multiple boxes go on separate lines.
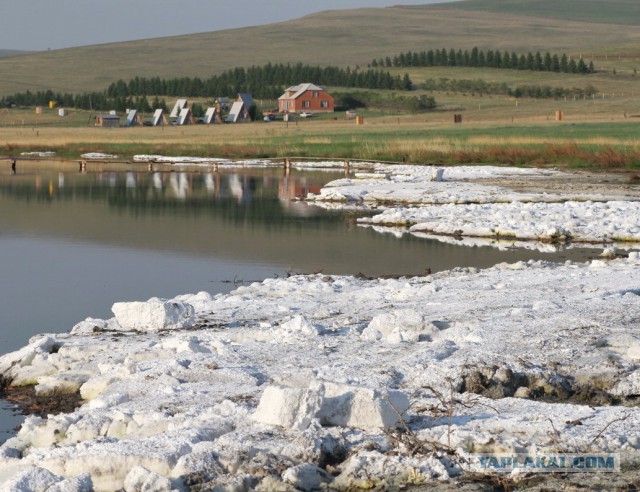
top-left (1, 161), bottom-right (639, 491)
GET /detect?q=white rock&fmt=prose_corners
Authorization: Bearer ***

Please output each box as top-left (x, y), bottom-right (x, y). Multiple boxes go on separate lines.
top-left (612, 371), bottom-right (640, 397)
top-left (70, 317), bottom-right (109, 335)
top-left (46, 473), bottom-right (93, 492)
top-left (626, 344), bottom-right (640, 361)
top-left (34, 372), bottom-right (90, 396)
top-left (123, 466), bottom-right (174, 492)
top-left (111, 298), bottom-right (195, 332)
top-left (317, 382), bottom-right (409, 430)
top-left (254, 384), bottom-right (323, 431)
top-left (282, 463), bottom-right (331, 490)
top-left (274, 315), bottom-right (324, 343)
top-left (361, 309), bottom-right (436, 343)
top-left (431, 168), bottom-right (444, 182)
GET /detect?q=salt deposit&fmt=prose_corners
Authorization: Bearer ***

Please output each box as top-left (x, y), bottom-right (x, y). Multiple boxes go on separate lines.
top-left (1, 163), bottom-right (639, 490)
top-left (0, 256), bottom-right (639, 490)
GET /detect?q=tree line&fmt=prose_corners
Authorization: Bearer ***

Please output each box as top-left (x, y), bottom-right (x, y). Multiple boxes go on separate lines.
top-left (0, 63), bottom-right (415, 111)
top-left (422, 78), bottom-right (599, 99)
top-left (371, 47), bottom-right (595, 74)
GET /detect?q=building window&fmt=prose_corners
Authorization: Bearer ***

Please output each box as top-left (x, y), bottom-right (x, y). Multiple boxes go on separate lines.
top-left (313, 91), bottom-right (319, 98)
top-left (302, 100), bottom-right (310, 108)
top-left (321, 101), bottom-right (328, 108)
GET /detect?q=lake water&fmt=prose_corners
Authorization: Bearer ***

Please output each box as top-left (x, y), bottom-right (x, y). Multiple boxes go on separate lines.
top-left (0, 160), bottom-right (601, 441)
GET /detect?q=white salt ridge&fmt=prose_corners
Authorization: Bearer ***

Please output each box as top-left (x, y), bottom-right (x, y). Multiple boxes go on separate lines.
top-left (80, 153), bottom-right (119, 159)
top-left (305, 164), bottom-right (640, 249)
top-left (19, 151), bottom-right (56, 157)
top-left (1, 257), bottom-right (639, 489)
top-left (133, 155), bottom-right (271, 168)
top-left (360, 200), bottom-right (640, 244)
top-left (308, 166), bottom-right (623, 205)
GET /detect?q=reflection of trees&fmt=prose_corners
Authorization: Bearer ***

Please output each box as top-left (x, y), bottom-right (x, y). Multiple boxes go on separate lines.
top-left (0, 171), bottom-right (339, 227)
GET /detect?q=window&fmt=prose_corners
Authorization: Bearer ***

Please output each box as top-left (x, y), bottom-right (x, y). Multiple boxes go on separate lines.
top-left (313, 91), bottom-right (319, 98)
top-left (320, 101), bottom-right (328, 108)
top-left (302, 100), bottom-right (310, 108)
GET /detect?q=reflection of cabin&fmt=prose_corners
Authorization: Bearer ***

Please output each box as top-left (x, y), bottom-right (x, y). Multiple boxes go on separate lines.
top-left (177, 108), bottom-right (194, 125)
top-left (151, 109), bottom-right (167, 126)
top-left (226, 93), bottom-right (253, 123)
top-left (203, 107), bottom-right (222, 124)
top-left (278, 83), bottom-right (334, 113)
top-left (279, 178), bottom-right (321, 200)
top-left (170, 99), bottom-right (188, 118)
top-left (95, 114), bottom-right (120, 127)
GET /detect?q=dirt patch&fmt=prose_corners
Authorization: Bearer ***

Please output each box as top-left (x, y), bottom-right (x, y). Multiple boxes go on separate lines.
top-left (0, 377), bottom-right (83, 418)
top-left (460, 365), bottom-right (638, 407)
top-left (473, 169), bottom-right (640, 200)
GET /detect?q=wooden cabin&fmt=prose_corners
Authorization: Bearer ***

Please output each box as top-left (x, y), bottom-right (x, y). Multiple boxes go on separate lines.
top-left (278, 83), bottom-right (334, 114)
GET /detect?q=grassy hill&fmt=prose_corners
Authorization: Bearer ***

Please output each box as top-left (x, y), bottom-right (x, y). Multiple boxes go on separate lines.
top-left (0, 0), bottom-right (639, 96)
top-left (431, 0), bottom-right (640, 26)
top-left (0, 49), bottom-right (28, 59)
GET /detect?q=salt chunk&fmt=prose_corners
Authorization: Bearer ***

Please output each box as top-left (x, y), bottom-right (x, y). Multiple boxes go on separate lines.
top-left (317, 382), bottom-right (409, 430)
top-left (0, 467), bottom-right (92, 492)
top-left (112, 298), bottom-right (195, 331)
top-left (70, 317), bottom-right (109, 335)
top-left (430, 168), bottom-right (444, 182)
top-left (361, 310), bottom-right (436, 343)
top-left (123, 466), bottom-right (174, 492)
top-left (80, 375), bottom-right (120, 400)
top-left (253, 384), bottom-right (323, 431)
top-left (35, 372), bottom-right (90, 396)
top-left (282, 463), bottom-right (331, 490)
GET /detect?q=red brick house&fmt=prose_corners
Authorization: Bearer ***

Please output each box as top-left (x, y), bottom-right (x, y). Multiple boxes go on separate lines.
top-left (278, 83), bottom-right (334, 114)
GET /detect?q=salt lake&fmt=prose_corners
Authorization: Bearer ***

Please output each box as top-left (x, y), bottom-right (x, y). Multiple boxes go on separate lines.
top-left (0, 160), bottom-right (601, 443)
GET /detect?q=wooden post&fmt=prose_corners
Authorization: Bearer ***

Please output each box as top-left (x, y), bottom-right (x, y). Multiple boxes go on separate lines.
top-left (11, 160), bottom-right (16, 174)
top-left (79, 160), bottom-right (87, 172)
top-left (148, 163), bottom-right (154, 172)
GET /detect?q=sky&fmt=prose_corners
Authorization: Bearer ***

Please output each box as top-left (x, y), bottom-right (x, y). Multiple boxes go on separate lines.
top-left (2, 1), bottom-right (453, 52)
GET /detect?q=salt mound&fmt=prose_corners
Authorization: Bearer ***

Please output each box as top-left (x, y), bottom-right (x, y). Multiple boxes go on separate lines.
top-left (317, 382), bottom-right (410, 430)
top-left (253, 385), bottom-right (323, 431)
top-left (254, 382), bottom-right (409, 431)
top-left (111, 298), bottom-right (195, 332)
top-left (361, 309), bottom-right (437, 343)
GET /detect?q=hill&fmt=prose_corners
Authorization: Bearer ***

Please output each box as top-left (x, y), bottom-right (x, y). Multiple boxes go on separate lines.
top-left (0, 49), bottom-right (29, 58)
top-left (0, 1), bottom-right (639, 97)
top-left (431, 0), bottom-right (640, 26)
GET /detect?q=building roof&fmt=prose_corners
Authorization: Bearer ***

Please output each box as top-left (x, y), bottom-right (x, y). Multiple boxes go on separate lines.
top-left (278, 83), bottom-right (326, 100)
top-left (151, 109), bottom-right (164, 126)
top-left (237, 93), bottom-right (253, 108)
top-left (203, 107), bottom-right (217, 124)
top-left (226, 101), bottom-right (245, 123)
top-left (125, 109), bottom-right (138, 125)
top-left (177, 107), bottom-right (192, 125)
top-left (170, 99), bottom-right (188, 118)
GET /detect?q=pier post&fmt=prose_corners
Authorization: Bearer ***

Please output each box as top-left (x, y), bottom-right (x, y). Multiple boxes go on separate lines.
top-left (11, 160), bottom-right (16, 174)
